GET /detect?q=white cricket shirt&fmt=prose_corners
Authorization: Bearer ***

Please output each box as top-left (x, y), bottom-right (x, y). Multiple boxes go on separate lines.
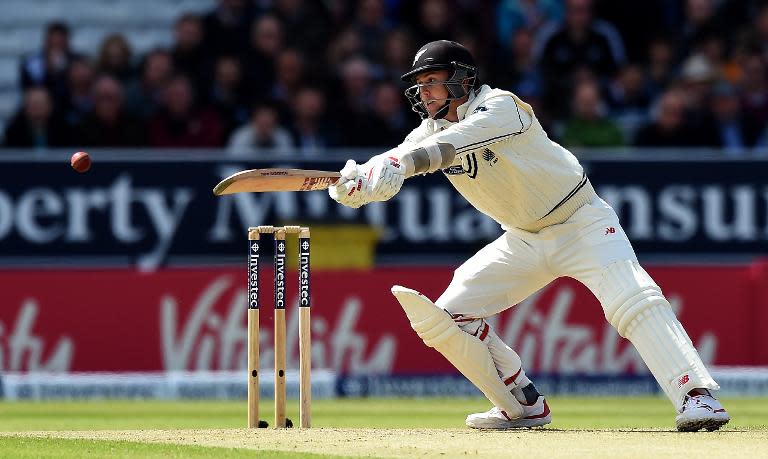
top-left (399, 85), bottom-right (597, 232)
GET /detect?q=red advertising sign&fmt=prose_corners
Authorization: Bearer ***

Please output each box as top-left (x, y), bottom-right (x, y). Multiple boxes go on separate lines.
top-left (0, 264), bottom-right (765, 374)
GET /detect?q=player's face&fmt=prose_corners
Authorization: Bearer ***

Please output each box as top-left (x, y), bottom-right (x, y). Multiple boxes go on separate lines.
top-left (414, 70), bottom-right (451, 117)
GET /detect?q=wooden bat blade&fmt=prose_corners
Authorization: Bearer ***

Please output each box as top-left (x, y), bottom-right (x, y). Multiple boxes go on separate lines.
top-left (213, 168), bottom-right (342, 195)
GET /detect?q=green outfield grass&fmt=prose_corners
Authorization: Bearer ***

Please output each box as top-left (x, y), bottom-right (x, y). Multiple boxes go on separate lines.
top-left (1, 397), bottom-right (767, 458)
top-left (0, 437), bottom-right (330, 459)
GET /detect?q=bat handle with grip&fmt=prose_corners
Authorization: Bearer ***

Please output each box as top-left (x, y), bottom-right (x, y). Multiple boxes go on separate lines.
top-left (337, 159), bottom-right (359, 185)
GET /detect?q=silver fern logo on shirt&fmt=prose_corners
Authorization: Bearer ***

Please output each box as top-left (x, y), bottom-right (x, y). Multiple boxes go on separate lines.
top-left (482, 148), bottom-right (498, 165)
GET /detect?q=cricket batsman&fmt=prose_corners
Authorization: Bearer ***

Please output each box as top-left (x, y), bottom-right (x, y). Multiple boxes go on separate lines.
top-left (328, 40), bottom-right (730, 431)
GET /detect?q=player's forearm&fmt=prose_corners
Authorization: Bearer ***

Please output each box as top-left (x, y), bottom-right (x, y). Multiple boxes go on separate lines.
top-left (379, 142), bottom-right (457, 177)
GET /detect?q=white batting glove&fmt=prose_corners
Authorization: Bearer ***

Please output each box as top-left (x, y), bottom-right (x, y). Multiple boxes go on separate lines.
top-left (365, 156), bottom-right (406, 201)
top-left (328, 157), bottom-right (406, 208)
top-left (328, 159), bottom-right (371, 208)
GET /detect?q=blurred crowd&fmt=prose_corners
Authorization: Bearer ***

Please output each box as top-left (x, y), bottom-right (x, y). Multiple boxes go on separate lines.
top-left (4, 0), bottom-right (768, 155)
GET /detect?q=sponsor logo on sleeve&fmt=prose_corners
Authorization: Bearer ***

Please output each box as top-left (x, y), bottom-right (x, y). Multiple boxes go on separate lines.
top-left (442, 153), bottom-right (478, 179)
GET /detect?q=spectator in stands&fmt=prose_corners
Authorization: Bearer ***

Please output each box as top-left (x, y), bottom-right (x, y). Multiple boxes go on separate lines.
top-left (680, 54), bottom-right (719, 102)
top-left (678, 0), bottom-right (718, 59)
top-left (227, 102), bottom-right (294, 155)
top-left (535, 0), bottom-right (626, 116)
top-left (172, 14), bottom-right (209, 96)
top-left (495, 0), bottom-right (563, 50)
top-left (693, 31), bottom-right (740, 84)
top-left (3, 87), bottom-right (68, 148)
top-left (272, 0), bottom-right (331, 58)
top-left (645, 36), bottom-right (678, 98)
top-left (327, 28), bottom-right (365, 70)
top-left (707, 81), bottom-right (765, 152)
top-left (454, 30), bottom-right (485, 77)
top-left (20, 22), bottom-right (77, 103)
top-left (591, 0), bottom-right (667, 62)
top-left (370, 82), bottom-right (413, 146)
top-left (270, 49), bottom-right (306, 106)
top-left (243, 14), bottom-right (284, 99)
top-left (331, 56), bottom-right (380, 147)
top-left (61, 57), bottom-right (95, 127)
top-left (125, 49), bottom-right (174, 119)
top-left (96, 34), bottom-right (134, 85)
top-left (634, 89), bottom-right (707, 147)
top-left (722, 37), bottom-right (754, 85)
top-left (149, 75), bottom-right (224, 147)
top-left (414, 0), bottom-right (456, 44)
top-left (202, 0), bottom-right (252, 58)
top-left (739, 53), bottom-right (768, 125)
top-left (502, 27), bottom-right (555, 130)
top-left (560, 80), bottom-right (624, 147)
top-left (608, 64), bottom-right (652, 141)
top-left (493, 28), bottom-right (542, 101)
top-left (335, 56), bottom-right (374, 113)
top-left (323, 0), bottom-right (355, 28)
top-left (677, 54), bottom-right (720, 131)
top-left (75, 75), bottom-right (145, 147)
top-left (380, 29), bottom-right (415, 86)
top-left (209, 56), bottom-right (250, 137)
top-left (290, 86), bottom-right (337, 154)
top-left (10, 0), bottom-right (768, 157)
top-left (352, 0), bottom-right (390, 63)
top-left (752, 5), bottom-right (768, 58)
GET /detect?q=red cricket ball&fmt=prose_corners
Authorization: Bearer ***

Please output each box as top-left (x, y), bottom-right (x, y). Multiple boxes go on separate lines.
top-left (70, 151), bottom-right (91, 173)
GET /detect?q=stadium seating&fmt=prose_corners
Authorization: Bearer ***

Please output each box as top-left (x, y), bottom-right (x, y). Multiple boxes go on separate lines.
top-left (0, 0), bottom-right (216, 135)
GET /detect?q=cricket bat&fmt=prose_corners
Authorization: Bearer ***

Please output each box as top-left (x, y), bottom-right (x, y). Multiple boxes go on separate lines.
top-left (213, 168), bottom-right (342, 195)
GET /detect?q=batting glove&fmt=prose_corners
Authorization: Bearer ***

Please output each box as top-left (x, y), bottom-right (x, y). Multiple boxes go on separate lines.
top-left (366, 156), bottom-right (406, 201)
top-left (328, 159), bottom-right (371, 208)
top-left (328, 157), bottom-right (406, 208)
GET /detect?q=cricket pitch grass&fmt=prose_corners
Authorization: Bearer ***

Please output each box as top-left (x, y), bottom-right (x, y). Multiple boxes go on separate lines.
top-left (1, 397), bottom-right (766, 458)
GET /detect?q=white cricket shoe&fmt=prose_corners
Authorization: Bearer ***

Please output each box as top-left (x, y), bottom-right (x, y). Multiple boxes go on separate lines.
top-left (465, 396), bottom-right (551, 429)
top-left (676, 391), bottom-right (730, 432)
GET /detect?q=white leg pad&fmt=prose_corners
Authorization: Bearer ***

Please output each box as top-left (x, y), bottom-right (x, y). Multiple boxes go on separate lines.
top-left (391, 285), bottom-right (524, 419)
top-left (599, 261), bottom-right (718, 407)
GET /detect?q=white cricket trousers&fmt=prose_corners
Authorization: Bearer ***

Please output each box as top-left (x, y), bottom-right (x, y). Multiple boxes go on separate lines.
top-left (435, 196), bottom-right (718, 408)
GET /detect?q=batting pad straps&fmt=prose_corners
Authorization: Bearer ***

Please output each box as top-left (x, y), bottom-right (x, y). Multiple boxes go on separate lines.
top-left (391, 285), bottom-right (524, 419)
top-left (401, 142), bottom-right (456, 176)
